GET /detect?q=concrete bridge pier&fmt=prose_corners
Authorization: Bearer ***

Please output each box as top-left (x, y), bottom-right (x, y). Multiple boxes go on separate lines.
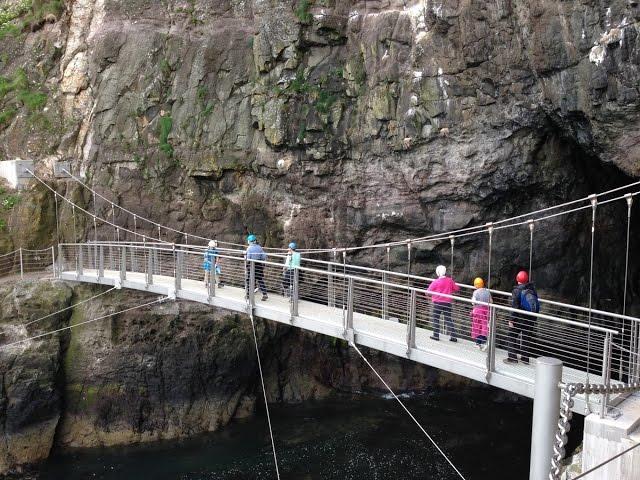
top-left (581, 394), bottom-right (640, 479)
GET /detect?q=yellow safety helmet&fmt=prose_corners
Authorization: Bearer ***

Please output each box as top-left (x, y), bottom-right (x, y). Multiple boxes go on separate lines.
top-left (473, 277), bottom-right (485, 289)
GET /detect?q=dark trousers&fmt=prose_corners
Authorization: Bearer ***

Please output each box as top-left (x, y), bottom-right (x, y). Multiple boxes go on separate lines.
top-left (476, 335), bottom-right (487, 346)
top-left (507, 315), bottom-right (534, 361)
top-left (432, 303), bottom-right (456, 339)
top-left (246, 264), bottom-right (267, 295)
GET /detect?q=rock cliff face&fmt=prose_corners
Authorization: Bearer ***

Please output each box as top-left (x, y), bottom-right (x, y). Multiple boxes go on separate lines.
top-left (1, 0), bottom-right (639, 306)
top-left (1, 1), bottom-right (640, 475)
top-left (0, 279), bottom-right (450, 475)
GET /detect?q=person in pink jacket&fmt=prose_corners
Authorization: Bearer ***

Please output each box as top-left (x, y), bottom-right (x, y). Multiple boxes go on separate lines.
top-left (427, 265), bottom-right (460, 342)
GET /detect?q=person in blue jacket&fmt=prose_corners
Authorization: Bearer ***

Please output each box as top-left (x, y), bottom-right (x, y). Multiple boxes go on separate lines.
top-left (203, 240), bottom-right (224, 289)
top-left (245, 234), bottom-right (268, 301)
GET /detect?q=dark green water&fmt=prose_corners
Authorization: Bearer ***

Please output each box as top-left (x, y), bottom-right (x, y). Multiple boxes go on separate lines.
top-left (39, 389), bottom-right (582, 480)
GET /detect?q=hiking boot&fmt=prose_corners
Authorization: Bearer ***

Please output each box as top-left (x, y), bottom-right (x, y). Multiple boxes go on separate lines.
top-left (503, 357), bottom-right (518, 364)
top-left (254, 287), bottom-right (259, 293)
top-left (449, 337), bottom-right (458, 343)
top-left (430, 335), bottom-right (440, 341)
top-left (261, 294), bottom-right (268, 301)
top-left (217, 283), bottom-right (224, 289)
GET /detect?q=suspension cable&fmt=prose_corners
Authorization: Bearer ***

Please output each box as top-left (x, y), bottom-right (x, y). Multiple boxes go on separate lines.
top-left (449, 235), bottom-right (454, 276)
top-left (248, 311), bottom-right (281, 480)
top-left (24, 287), bottom-right (117, 327)
top-left (487, 224), bottom-right (493, 289)
top-left (60, 166), bottom-right (640, 254)
top-left (585, 196), bottom-right (598, 402)
top-left (350, 342), bottom-right (467, 480)
top-left (528, 220), bottom-right (534, 281)
top-left (2, 296), bottom-right (167, 349)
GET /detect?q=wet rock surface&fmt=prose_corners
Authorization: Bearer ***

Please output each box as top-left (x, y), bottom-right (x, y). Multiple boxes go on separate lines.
top-left (0, 279), bottom-right (454, 475)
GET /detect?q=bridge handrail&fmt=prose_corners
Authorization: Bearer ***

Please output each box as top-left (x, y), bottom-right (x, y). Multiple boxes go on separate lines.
top-left (76, 241), bottom-right (640, 326)
top-left (59, 242), bottom-right (620, 335)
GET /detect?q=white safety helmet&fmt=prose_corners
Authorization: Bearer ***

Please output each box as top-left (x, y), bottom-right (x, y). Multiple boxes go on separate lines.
top-left (208, 240), bottom-right (218, 248)
top-left (435, 265), bottom-right (447, 278)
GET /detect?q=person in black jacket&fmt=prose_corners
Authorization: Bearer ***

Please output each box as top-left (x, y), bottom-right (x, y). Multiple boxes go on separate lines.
top-left (503, 270), bottom-right (539, 365)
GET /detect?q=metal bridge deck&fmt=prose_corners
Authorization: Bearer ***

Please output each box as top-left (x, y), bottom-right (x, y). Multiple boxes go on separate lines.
top-left (61, 268), bottom-right (614, 414)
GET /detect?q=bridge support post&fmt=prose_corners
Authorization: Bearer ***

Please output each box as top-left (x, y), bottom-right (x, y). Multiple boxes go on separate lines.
top-left (345, 278), bottom-right (354, 342)
top-left (207, 260), bottom-right (215, 302)
top-left (382, 272), bottom-right (388, 320)
top-left (175, 249), bottom-right (183, 292)
top-left (98, 245), bottom-right (104, 280)
top-left (290, 268), bottom-right (299, 318)
top-left (57, 244), bottom-right (63, 277)
top-left (406, 289), bottom-right (416, 355)
top-left (249, 261), bottom-right (255, 308)
top-left (486, 307), bottom-right (497, 378)
top-left (19, 248), bottom-right (23, 279)
top-left (120, 246), bottom-right (127, 282)
top-left (529, 357), bottom-right (562, 480)
top-left (600, 333), bottom-right (613, 418)
top-left (77, 246), bottom-right (83, 277)
top-left (146, 248), bottom-right (153, 286)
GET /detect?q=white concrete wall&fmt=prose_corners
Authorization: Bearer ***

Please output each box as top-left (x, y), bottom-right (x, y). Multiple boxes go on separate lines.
top-left (582, 393), bottom-right (640, 479)
top-left (0, 159), bottom-right (34, 189)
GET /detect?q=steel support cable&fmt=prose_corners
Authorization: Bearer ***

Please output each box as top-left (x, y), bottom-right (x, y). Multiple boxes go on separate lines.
top-left (349, 342), bottom-right (467, 480)
top-left (620, 195), bottom-right (634, 381)
top-left (528, 220), bottom-right (534, 281)
top-left (487, 225), bottom-right (493, 289)
top-left (24, 287), bottom-right (117, 327)
top-left (1, 296), bottom-right (167, 350)
top-left (53, 193), bottom-right (60, 246)
top-left (28, 170), bottom-right (152, 243)
top-left (248, 311), bottom-right (281, 480)
top-left (61, 167), bottom-right (640, 254)
top-left (585, 197), bottom-right (598, 400)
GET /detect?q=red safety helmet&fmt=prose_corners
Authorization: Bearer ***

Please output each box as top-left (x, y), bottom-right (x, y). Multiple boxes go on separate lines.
top-left (516, 270), bottom-right (529, 284)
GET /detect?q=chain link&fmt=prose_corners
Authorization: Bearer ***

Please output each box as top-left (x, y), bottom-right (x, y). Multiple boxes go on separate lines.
top-left (549, 381), bottom-right (640, 480)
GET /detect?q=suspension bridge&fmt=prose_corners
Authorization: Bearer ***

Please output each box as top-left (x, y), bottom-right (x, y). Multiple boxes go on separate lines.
top-left (1, 165), bottom-right (640, 479)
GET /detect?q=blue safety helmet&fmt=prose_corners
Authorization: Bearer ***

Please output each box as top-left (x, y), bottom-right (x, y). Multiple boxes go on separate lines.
top-left (247, 234), bottom-right (257, 243)
top-left (288, 242), bottom-right (297, 250)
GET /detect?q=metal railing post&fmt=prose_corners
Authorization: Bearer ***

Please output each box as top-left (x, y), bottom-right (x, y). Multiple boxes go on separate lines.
top-left (529, 357), bottom-right (563, 480)
top-left (98, 245), bottom-right (104, 279)
top-left (175, 249), bottom-right (183, 291)
top-left (345, 277), bottom-right (354, 340)
top-left (486, 306), bottom-right (497, 376)
top-left (19, 248), bottom-right (23, 278)
top-left (600, 333), bottom-right (612, 418)
top-left (57, 244), bottom-right (63, 276)
top-left (208, 260), bottom-right (215, 301)
top-left (291, 268), bottom-right (299, 318)
top-left (146, 247), bottom-right (153, 286)
top-left (249, 260), bottom-right (256, 308)
top-left (406, 289), bottom-right (417, 355)
top-left (382, 271), bottom-right (388, 320)
top-left (51, 245), bottom-right (56, 278)
top-left (77, 245), bottom-right (84, 276)
top-left (120, 246), bottom-right (127, 282)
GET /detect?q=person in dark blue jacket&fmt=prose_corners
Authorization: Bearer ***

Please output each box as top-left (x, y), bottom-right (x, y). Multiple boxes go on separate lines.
top-left (245, 234), bottom-right (268, 301)
top-left (504, 270), bottom-right (539, 365)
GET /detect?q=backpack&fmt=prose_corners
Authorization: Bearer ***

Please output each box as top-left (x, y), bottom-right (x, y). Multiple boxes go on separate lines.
top-left (519, 288), bottom-right (540, 313)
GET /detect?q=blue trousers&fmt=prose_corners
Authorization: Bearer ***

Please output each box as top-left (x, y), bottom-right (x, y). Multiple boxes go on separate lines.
top-left (432, 303), bottom-right (456, 339)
